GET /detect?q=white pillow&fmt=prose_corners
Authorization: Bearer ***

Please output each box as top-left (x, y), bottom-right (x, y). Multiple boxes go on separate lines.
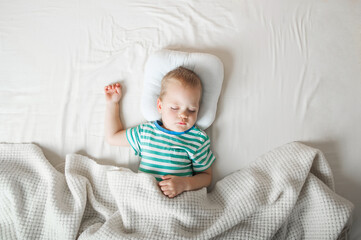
top-left (141, 49), bottom-right (224, 130)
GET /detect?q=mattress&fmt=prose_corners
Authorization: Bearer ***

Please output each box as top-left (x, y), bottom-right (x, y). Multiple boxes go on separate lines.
top-left (0, 0), bottom-right (360, 238)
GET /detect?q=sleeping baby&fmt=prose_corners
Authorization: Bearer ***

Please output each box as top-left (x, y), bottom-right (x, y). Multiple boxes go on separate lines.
top-left (104, 66), bottom-right (215, 198)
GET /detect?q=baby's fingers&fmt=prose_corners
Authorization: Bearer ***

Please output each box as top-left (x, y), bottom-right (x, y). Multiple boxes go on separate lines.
top-left (115, 84), bottom-right (122, 94)
top-left (104, 84), bottom-right (113, 92)
top-left (163, 190), bottom-right (176, 198)
top-left (104, 83), bottom-right (120, 89)
top-left (158, 180), bottom-right (169, 186)
top-left (161, 175), bottom-right (174, 181)
top-left (104, 83), bottom-right (122, 95)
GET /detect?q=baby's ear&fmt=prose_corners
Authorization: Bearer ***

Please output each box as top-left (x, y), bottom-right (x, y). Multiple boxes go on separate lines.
top-left (157, 98), bottom-right (162, 113)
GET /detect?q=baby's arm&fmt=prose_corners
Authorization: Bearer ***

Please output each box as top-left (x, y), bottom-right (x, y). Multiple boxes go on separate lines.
top-left (158, 167), bottom-right (212, 198)
top-left (104, 83), bottom-right (130, 146)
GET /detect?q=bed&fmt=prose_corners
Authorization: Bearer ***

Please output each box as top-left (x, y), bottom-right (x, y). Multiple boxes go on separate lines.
top-left (0, 0), bottom-right (360, 239)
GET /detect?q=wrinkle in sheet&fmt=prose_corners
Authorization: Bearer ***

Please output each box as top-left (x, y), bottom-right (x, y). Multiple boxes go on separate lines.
top-left (132, 1), bottom-right (237, 31)
top-left (293, 5), bottom-right (312, 60)
top-left (96, 28), bottom-right (158, 55)
top-left (262, 6), bottom-right (314, 125)
top-left (84, 15), bottom-right (159, 69)
top-left (293, 65), bottom-right (322, 123)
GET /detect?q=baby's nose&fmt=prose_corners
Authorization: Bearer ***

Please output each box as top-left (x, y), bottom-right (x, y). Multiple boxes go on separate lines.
top-left (179, 112), bottom-right (188, 119)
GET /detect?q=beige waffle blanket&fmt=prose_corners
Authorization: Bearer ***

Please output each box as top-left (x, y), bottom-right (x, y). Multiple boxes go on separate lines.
top-left (0, 142), bottom-right (353, 239)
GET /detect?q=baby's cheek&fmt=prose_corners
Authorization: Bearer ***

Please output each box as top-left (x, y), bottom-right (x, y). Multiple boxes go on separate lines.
top-left (170, 111), bottom-right (178, 117)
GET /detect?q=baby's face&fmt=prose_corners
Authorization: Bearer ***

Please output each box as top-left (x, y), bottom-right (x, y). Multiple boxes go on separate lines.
top-left (157, 80), bottom-right (201, 132)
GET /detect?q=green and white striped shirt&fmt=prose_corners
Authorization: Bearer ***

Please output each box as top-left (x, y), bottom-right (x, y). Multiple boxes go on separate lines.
top-left (126, 121), bottom-right (215, 181)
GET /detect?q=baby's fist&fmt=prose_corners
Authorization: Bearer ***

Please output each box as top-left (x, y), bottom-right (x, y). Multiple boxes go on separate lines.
top-left (158, 175), bottom-right (189, 198)
top-left (104, 83), bottom-right (122, 103)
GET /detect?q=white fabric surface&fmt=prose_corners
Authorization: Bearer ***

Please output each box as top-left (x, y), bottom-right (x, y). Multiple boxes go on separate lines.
top-left (0, 142), bottom-right (354, 239)
top-left (142, 49), bottom-right (224, 130)
top-left (0, 0), bottom-right (361, 238)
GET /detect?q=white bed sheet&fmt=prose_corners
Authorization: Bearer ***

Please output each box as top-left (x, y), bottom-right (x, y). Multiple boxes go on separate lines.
top-left (0, 0), bottom-right (360, 238)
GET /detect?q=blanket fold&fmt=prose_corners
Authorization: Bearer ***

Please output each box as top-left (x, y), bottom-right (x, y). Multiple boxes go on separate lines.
top-left (0, 142), bottom-right (353, 239)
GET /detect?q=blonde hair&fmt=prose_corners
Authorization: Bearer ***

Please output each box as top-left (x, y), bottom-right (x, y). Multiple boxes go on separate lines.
top-left (159, 66), bottom-right (202, 100)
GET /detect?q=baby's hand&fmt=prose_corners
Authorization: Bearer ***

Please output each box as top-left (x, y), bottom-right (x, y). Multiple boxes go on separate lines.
top-left (158, 175), bottom-right (189, 198)
top-left (104, 83), bottom-right (122, 103)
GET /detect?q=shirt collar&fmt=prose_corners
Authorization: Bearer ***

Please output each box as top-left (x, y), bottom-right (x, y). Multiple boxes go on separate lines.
top-left (154, 120), bottom-right (194, 135)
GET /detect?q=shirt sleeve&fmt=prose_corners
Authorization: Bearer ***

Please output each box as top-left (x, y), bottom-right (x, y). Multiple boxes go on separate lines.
top-left (191, 136), bottom-right (216, 173)
top-left (126, 124), bottom-right (142, 156)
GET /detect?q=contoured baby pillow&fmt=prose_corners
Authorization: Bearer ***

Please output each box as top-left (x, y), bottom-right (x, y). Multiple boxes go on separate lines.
top-left (142, 49), bottom-right (224, 130)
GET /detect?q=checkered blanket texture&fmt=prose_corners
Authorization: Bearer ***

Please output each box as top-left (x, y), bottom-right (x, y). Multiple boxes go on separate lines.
top-left (0, 142), bottom-right (353, 239)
